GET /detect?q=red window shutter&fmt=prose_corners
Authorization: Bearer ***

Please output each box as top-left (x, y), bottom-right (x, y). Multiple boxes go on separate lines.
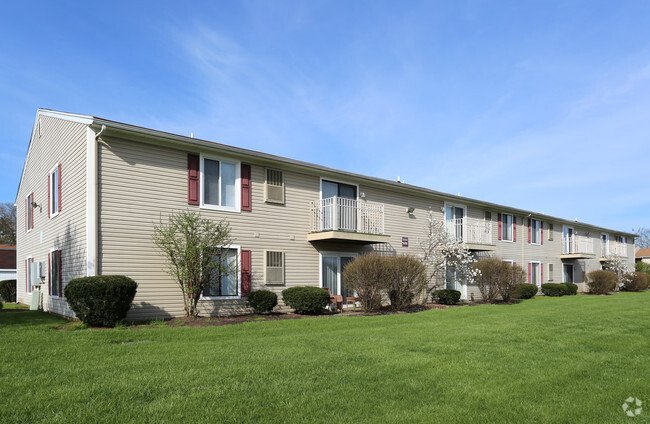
top-left (58, 164), bottom-right (62, 212)
top-left (513, 216), bottom-right (517, 242)
top-left (48, 175), bottom-right (51, 218)
top-left (528, 218), bottom-right (531, 243)
top-left (187, 154), bottom-right (200, 205)
top-left (241, 164), bottom-right (252, 211)
top-left (48, 252), bottom-right (51, 294)
top-left (541, 222), bottom-right (544, 245)
top-left (241, 249), bottom-right (252, 296)
top-left (498, 213), bottom-right (502, 240)
top-left (528, 263), bottom-right (531, 284)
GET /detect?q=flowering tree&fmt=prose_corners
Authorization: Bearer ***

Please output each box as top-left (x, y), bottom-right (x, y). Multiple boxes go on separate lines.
top-left (602, 254), bottom-right (628, 287)
top-left (418, 209), bottom-right (479, 300)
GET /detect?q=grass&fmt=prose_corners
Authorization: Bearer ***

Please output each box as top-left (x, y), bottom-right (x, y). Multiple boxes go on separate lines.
top-left (1, 293), bottom-right (649, 423)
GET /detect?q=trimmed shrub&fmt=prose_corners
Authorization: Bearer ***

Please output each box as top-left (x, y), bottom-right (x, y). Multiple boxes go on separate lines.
top-left (586, 270), bottom-right (618, 295)
top-left (473, 258), bottom-right (526, 302)
top-left (432, 289), bottom-right (461, 305)
top-left (342, 254), bottom-right (388, 312)
top-left (246, 290), bottom-right (278, 313)
top-left (513, 283), bottom-right (538, 299)
top-left (562, 282), bottom-right (578, 295)
top-left (541, 283), bottom-right (565, 297)
top-left (0, 279), bottom-right (16, 302)
top-left (385, 255), bottom-right (427, 311)
top-left (65, 275), bottom-right (138, 327)
top-left (621, 272), bottom-right (649, 292)
top-left (281, 286), bottom-right (330, 315)
top-left (635, 261), bottom-right (650, 277)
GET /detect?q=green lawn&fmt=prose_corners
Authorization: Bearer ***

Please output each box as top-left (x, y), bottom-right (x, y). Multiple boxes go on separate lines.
top-left (1, 293), bottom-right (649, 423)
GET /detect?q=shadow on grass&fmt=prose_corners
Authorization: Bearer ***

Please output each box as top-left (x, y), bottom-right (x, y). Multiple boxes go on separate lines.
top-left (0, 309), bottom-right (68, 328)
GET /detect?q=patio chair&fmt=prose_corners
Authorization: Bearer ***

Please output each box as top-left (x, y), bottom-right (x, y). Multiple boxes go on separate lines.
top-left (322, 287), bottom-right (343, 312)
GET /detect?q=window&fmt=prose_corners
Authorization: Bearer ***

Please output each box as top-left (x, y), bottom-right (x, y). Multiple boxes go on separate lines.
top-left (484, 211), bottom-right (492, 221)
top-left (445, 203), bottom-right (466, 242)
top-left (26, 193), bottom-right (34, 231)
top-left (548, 264), bottom-right (554, 281)
top-left (49, 164), bottom-right (61, 217)
top-left (601, 233), bottom-right (609, 256)
top-left (50, 249), bottom-right (62, 297)
top-left (548, 223), bottom-right (554, 241)
top-left (530, 219), bottom-right (541, 244)
top-left (202, 248), bottom-right (239, 297)
top-left (201, 156), bottom-right (240, 211)
top-left (265, 251), bottom-right (285, 285)
top-left (25, 257), bottom-right (34, 293)
top-left (563, 264), bottom-right (574, 283)
top-left (530, 262), bottom-right (541, 286)
top-left (321, 253), bottom-right (356, 298)
top-left (500, 213), bottom-right (514, 241)
top-left (265, 169), bottom-right (284, 204)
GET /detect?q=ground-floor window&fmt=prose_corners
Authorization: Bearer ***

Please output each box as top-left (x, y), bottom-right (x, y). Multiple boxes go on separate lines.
top-left (321, 253), bottom-right (356, 298)
top-left (49, 250), bottom-right (62, 297)
top-left (530, 262), bottom-right (541, 286)
top-left (202, 248), bottom-right (239, 297)
top-left (563, 264), bottom-right (574, 283)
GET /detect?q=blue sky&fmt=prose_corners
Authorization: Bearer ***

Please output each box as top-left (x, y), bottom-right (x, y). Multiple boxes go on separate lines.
top-left (1, 1), bottom-right (649, 233)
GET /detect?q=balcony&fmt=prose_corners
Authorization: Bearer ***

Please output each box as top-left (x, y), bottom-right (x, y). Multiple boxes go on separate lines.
top-left (561, 235), bottom-right (595, 259)
top-left (600, 242), bottom-right (628, 259)
top-left (446, 217), bottom-right (495, 250)
top-left (308, 197), bottom-right (390, 244)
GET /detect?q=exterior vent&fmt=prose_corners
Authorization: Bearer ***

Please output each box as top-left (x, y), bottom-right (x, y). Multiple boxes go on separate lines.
top-left (265, 251), bottom-right (285, 285)
top-left (265, 169), bottom-right (284, 204)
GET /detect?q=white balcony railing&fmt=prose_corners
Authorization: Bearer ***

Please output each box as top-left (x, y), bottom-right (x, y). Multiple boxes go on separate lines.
top-left (610, 242), bottom-right (628, 257)
top-left (562, 235), bottom-right (594, 255)
top-left (310, 197), bottom-right (384, 235)
top-left (445, 217), bottom-right (492, 245)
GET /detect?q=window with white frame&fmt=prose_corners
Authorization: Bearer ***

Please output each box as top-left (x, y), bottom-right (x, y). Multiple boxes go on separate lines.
top-left (49, 165), bottom-right (61, 217)
top-left (601, 233), bottom-right (609, 256)
top-left (548, 264), bottom-right (554, 281)
top-left (265, 251), bottom-right (285, 285)
top-left (548, 223), bottom-right (554, 241)
top-left (50, 249), bottom-right (62, 297)
top-left (201, 156), bottom-right (240, 211)
top-left (265, 169), bottom-right (285, 204)
top-left (501, 213), bottom-right (514, 241)
top-left (202, 248), bottom-right (239, 297)
top-left (26, 193), bottom-right (34, 231)
top-left (530, 219), bottom-right (541, 244)
top-left (530, 262), bottom-right (541, 286)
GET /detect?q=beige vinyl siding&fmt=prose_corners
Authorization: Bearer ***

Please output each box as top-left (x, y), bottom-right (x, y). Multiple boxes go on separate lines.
top-left (97, 137), bottom-right (323, 319)
top-left (15, 116), bottom-right (88, 316)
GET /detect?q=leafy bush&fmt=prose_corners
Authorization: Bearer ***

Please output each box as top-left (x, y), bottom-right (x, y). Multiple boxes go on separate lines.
top-left (621, 272), bottom-right (649, 292)
top-left (246, 290), bottom-right (278, 313)
top-left (0, 279), bottom-right (16, 302)
top-left (586, 270), bottom-right (618, 295)
top-left (635, 261), bottom-right (650, 277)
top-left (65, 275), bottom-right (138, 327)
top-left (385, 255), bottom-right (427, 310)
top-left (281, 286), bottom-right (330, 315)
top-left (342, 254), bottom-right (388, 312)
top-left (541, 283), bottom-right (565, 297)
top-left (472, 258), bottom-right (526, 302)
top-left (0, 300), bottom-right (3, 309)
top-left (513, 283), bottom-right (538, 299)
top-left (432, 289), bottom-right (461, 305)
top-left (562, 282), bottom-right (578, 295)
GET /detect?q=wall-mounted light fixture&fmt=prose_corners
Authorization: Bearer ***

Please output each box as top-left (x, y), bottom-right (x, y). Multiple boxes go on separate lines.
top-left (406, 207), bottom-right (415, 214)
top-left (31, 201), bottom-right (42, 209)
top-left (360, 192), bottom-right (366, 199)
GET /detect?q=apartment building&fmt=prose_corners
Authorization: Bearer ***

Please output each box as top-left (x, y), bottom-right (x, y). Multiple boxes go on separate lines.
top-left (16, 109), bottom-right (635, 319)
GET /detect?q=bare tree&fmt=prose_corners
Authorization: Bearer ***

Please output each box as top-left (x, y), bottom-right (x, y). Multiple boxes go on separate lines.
top-left (153, 210), bottom-right (233, 317)
top-left (0, 203), bottom-right (16, 245)
top-left (634, 227), bottom-right (650, 249)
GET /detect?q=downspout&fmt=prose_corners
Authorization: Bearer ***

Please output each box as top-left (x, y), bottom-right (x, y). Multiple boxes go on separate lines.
top-left (85, 124), bottom-right (105, 277)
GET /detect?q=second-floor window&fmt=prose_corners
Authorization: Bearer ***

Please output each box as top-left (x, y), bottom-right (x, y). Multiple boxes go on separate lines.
top-left (49, 164), bottom-right (61, 217)
top-left (530, 219), bottom-right (541, 244)
top-left (201, 156), bottom-right (240, 211)
top-left (499, 213), bottom-right (514, 241)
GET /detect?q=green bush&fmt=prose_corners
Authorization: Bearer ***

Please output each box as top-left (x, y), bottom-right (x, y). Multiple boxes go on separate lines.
top-left (281, 286), bottom-right (331, 315)
top-left (621, 272), bottom-right (649, 292)
top-left (586, 270), bottom-right (618, 295)
top-left (513, 283), bottom-right (538, 299)
top-left (541, 283), bottom-right (565, 297)
top-left (246, 290), bottom-right (278, 313)
top-left (0, 300), bottom-right (3, 309)
top-left (562, 282), bottom-right (578, 295)
top-left (65, 275), bottom-right (138, 327)
top-left (432, 289), bottom-right (461, 305)
top-left (635, 261), bottom-right (650, 277)
top-left (0, 279), bottom-right (16, 302)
